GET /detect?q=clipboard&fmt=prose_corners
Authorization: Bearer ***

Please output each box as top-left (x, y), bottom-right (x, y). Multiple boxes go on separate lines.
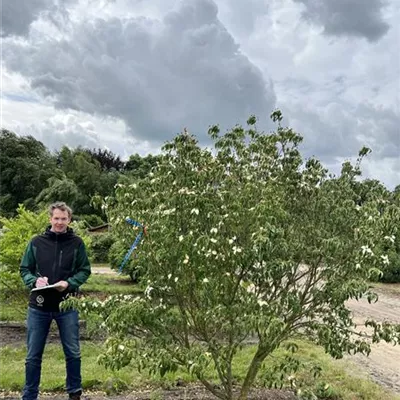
top-left (31, 282), bottom-right (63, 292)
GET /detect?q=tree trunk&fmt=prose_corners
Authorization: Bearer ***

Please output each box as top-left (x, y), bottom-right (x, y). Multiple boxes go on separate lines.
top-left (238, 347), bottom-right (266, 400)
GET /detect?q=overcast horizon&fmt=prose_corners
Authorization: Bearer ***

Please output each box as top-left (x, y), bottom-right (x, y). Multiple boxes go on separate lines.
top-left (1, 0), bottom-right (399, 188)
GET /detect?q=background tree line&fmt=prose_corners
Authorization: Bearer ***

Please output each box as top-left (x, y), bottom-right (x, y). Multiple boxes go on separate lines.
top-left (0, 129), bottom-right (161, 223)
top-left (1, 127), bottom-right (399, 284)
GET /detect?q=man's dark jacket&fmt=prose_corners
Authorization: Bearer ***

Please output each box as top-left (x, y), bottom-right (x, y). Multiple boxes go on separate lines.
top-left (20, 227), bottom-right (91, 311)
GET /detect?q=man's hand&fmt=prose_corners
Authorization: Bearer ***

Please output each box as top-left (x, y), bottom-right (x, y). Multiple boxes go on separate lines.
top-left (55, 280), bottom-right (69, 292)
top-left (36, 277), bottom-right (48, 287)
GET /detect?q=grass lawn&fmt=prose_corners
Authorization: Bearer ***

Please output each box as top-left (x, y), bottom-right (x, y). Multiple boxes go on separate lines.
top-left (81, 272), bottom-right (143, 297)
top-left (0, 340), bottom-right (398, 400)
top-left (0, 342), bottom-right (144, 393)
top-left (0, 265), bottom-right (141, 321)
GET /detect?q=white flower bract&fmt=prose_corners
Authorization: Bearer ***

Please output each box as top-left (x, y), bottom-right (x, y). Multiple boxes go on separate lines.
top-left (380, 255), bottom-right (390, 265)
top-left (384, 235), bottom-right (395, 244)
top-left (232, 245), bottom-right (242, 254)
top-left (361, 245), bottom-right (374, 256)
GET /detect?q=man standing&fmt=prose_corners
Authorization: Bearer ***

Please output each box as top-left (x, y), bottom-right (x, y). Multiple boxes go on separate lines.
top-left (20, 202), bottom-right (91, 400)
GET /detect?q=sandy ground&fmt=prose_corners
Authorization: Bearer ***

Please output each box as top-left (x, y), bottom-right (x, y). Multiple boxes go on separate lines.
top-left (345, 285), bottom-right (400, 394)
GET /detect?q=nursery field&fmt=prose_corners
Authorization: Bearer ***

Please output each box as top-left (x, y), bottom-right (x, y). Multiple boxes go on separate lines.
top-left (1, 266), bottom-right (399, 400)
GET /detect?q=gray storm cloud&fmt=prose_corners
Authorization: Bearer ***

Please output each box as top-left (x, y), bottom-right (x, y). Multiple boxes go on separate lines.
top-left (2, 0), bottom-right (398, 189)
top-left (2, 0), bottom-right (276, 142)
top-left (282, 101), bottom-right (400, 165)
top-left (293, 0), bottom-right (390, 42)
top-left (0, 0), bottom-right (74, 37)
top-left (1, 0), bottom-right (51, 37)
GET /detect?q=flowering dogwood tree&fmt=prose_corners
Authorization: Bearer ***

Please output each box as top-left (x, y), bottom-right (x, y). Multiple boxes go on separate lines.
top-left (69, 111), bottom-right (400, 399)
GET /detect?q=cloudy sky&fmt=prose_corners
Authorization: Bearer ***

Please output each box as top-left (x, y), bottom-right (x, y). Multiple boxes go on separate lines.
top-left (1, 0), bottom-right (399, 188)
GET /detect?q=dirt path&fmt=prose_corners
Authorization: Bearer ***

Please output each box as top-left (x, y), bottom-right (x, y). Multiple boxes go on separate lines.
top-left (91, 265), bottom-right (118, 275)
top-left (346, 285), bottom-right (400, 394)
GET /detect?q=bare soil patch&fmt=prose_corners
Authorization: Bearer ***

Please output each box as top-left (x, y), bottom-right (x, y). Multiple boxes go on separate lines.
top-left (0, 387), bottom-right (297, 400)
top-left (345, 284), bottom-right (400, 394)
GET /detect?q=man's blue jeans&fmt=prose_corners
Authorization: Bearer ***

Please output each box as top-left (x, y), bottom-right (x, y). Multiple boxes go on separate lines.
top-left (22, 307), bottom-right (82, 400)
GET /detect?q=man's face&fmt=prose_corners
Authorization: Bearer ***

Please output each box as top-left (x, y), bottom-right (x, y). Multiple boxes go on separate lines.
top-left (50, 209), bottom-right (71, 233)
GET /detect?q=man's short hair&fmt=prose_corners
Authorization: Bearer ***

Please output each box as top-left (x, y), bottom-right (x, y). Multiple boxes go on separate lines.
top-left (48, 202), bottom-right (73, 218)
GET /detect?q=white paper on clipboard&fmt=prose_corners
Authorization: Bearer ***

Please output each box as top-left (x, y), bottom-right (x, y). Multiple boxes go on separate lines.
top-left (31, 282), bottom-right (63, 292)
